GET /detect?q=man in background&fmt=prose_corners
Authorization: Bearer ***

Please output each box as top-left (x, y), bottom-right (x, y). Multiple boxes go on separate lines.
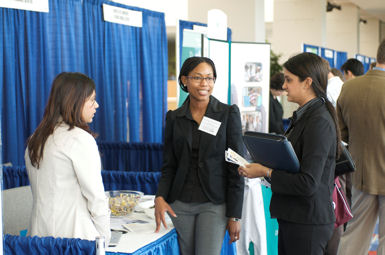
top-left (323, 60), bottom-right (344, 108)
top-left (340, 58), bottom-right (364, 81)
top-left (269, 73), bottom-right (285, 134)
top-left (337, 40), bottom-right (385, 255)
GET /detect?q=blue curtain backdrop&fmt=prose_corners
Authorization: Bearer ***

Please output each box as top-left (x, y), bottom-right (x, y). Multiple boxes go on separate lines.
top-left (321, 48), bottom-right (335, 68)
top-left (303, 44), bottom-right (320, 55)
top-left (335, 51), bottom-right (348, 71)
top-left (355, 54), bottom-right (372, 73)
top-left (0, 0), bottom-right (168, 165)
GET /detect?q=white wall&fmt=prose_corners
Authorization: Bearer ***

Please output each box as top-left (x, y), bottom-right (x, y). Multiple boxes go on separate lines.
top-left (326, 3), bottom-right (359, 58)
top-left (272, 0), bottom-right (327, 61)
top-left (272, 0), bottom-right (327, 118)
top-left (359, 18), bottom-right (380, 57)
top-left (188, 0), bottom-right (264, 42)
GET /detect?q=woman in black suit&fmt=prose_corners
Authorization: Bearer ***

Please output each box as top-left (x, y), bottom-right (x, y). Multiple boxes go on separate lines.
top-left (154, 57), bottom-right (245, 255)
top-left (239, 53), bottom-right (341, 255)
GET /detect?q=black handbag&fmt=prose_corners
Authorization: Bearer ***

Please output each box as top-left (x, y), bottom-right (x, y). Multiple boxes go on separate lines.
top-left (335, 143), bottom-right (356, 177)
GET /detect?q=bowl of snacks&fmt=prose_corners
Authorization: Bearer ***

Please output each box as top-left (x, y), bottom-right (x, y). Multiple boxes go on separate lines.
top-left (106, 190), bottom-right (144, 217)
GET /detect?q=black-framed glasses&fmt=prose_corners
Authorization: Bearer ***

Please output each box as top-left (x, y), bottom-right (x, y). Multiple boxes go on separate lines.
top-left (187, 76), bottom-right (216, 83)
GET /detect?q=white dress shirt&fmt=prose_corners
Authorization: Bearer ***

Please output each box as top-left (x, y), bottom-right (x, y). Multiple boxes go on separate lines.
top-left (25, 122), bottom-right (111, 243)
top-left (327, 76), bottom-right (344, 108)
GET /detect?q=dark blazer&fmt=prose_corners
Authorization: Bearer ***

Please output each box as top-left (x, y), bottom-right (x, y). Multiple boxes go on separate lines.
top-left (270, 98), bottom-right (336, 224)
top-left (156, 96), bottom-right (245, 218)
top-left (269, 92), bottom-right (284, 134)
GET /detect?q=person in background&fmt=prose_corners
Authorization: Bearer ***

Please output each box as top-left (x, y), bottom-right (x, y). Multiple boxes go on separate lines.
top-left (238, 52), bottom-right (341, 255)
top-left (321, 61), bottom-right (344, 255)
top-left (269, 72), bottom-right (286, 134)
top-left (25, 72), bottom-right (111, 243)
top-left (340, 58), bottom-right (364, 81)
top-left (154, 57), bottom-right (245, 255)
top-left (337, 40), bottom-right (385, 255)
top-left (322, 59), bottom-right (343, 108)
top-left (370, 61), bottom-right (377, 71)
top-left (331, 68), bottom-right (344, 81)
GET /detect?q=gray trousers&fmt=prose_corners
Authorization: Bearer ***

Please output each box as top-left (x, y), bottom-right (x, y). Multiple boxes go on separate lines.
top-left (169, 200), bottom-right (227, 255)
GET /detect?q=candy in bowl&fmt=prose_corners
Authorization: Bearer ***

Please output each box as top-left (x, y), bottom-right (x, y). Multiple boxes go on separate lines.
top-left (106, 190), bottom-right (144, 217)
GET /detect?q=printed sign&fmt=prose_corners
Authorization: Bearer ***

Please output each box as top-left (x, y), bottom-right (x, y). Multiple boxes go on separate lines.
top-left (103, 4), bottom-right (142, 27)
top-left (0, 0), bottom-right (49, 13)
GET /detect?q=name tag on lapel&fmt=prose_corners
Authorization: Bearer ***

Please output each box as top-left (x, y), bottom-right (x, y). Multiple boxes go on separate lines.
top-left (198, 116), bottom-right (221, 136)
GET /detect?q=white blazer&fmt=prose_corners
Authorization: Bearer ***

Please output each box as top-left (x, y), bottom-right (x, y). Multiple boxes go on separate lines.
top-left (25, 122), bottom-right (111, 243)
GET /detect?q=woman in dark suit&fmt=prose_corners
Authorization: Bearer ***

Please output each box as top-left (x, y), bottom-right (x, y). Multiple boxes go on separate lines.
top-left (239, 53), bottom-right (341, 255)
top-left (154, 57), bottom-right (245, 255)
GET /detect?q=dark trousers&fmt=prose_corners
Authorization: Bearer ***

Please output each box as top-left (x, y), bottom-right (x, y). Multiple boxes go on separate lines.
top-left (278, 219), bottom-right (334, 255)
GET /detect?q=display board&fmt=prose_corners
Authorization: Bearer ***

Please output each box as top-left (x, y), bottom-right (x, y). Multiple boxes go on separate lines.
top-left (231, 42), bottom-right (271, 133)
top-left (207, 39), bottom-right (229, 104)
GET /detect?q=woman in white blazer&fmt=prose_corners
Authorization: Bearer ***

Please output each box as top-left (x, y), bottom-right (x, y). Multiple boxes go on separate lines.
top-left (25, 72), bottom-right (111, 243)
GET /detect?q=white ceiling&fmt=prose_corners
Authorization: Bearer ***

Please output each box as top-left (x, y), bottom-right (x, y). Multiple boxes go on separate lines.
top-left (333, 0), bottom-right (385, 21)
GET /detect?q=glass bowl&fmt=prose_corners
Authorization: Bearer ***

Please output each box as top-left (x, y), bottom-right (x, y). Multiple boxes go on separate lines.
top-left (106, 190), bottom-right (144, 217)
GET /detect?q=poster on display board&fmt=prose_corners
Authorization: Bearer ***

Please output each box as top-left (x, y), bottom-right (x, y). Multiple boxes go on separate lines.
top-left (206, 39), bottom-right (229, 104)
top-left (178, 29), bottom-right (208, 107)
top-left (231, 42), bottom-right (271, 133)
top-left (178, 29), bottom-right (207, 106)
top-left (179, 31), bottom-right (230, 105)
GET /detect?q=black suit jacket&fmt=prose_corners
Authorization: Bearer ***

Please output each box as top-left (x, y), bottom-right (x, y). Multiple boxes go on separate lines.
top-left (156, 96), bottom-right (245, 218)
top-left (270, 98), bottom-right (336, 224)
top-left (269, 92), bottom-right (284, 134)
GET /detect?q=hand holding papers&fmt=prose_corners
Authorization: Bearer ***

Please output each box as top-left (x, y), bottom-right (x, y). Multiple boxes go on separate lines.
top-left (225, 148), bottom-right (249, 167)
top-left (225, 148), bottom-right (271, 188)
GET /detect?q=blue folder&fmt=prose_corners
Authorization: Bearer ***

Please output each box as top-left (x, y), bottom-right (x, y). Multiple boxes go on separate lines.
top-left (243, 131), bottom-right (300, 172)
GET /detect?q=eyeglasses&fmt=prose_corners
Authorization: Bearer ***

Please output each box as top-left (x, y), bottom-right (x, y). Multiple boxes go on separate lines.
top-left (187, 76), bottom-right (216, 83)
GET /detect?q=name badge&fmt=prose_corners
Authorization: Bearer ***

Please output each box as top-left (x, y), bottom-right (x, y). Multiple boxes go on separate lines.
top-left (198, 116), bottom-right (221, 136)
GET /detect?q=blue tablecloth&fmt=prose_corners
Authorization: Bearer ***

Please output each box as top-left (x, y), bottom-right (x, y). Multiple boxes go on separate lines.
top-left (3, 229), bottom-right (179, 255)
top-left (2, 166), bottom-right (236, 255)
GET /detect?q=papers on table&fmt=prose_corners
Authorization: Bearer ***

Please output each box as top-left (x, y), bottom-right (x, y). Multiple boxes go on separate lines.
top-left (225, 148), bottom-right (249, 167)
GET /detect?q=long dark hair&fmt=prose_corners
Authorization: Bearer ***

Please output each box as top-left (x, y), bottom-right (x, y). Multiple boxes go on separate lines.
top-left (27, 72), bottom-right (96, 168)
top-left (283, 52), bottom-right (342, 156)
top-left (178, 57), bottom-right (217, 92)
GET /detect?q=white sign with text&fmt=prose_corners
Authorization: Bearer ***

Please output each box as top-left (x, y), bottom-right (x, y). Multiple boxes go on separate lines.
top-left (103, 4), bottom-right (142, 27)
top-left (0, 0), bottom-right (49, 13)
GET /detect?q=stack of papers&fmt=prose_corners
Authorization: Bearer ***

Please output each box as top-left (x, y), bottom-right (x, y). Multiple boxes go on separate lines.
top-left (225, 148), bottom-right (271, 188)
top-left (225, 148), bottom-right (249, 167)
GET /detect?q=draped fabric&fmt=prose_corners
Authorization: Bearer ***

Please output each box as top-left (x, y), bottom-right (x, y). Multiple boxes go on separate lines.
top-left (303, 44), bottom-right (320, 55)
top-left (0, 0), bottom-right (168, 166)
top-left (336, 51), bottom-right (348, 70)
top-left (102, 171), bottom-right (161, 195)
top-left (321, 48), bottom-right (335, 68)
top-left (2, 166), bottom-right (29, 190)
top-left (220, 231), bottom-right (237, 255)
top-left (98, 142), bottom-right (163, 172)
top-left (3, 235), bottom-right (96, 255)
top-left (355, 54), bottom-right (371, 73)
top-left (2, 166), bottom-right (161, 194)
top-left (129, 229), bottom-right (179, 255)
top-left (3, 229), bottom-right (179, 255)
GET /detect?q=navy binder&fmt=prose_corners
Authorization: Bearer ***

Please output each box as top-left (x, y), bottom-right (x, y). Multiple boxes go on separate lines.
top-left (243, 131), bottom-right (300, 172)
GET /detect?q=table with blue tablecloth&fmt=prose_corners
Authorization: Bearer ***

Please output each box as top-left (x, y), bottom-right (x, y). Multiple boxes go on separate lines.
top-left (2, 166), bottom-right (237, 255)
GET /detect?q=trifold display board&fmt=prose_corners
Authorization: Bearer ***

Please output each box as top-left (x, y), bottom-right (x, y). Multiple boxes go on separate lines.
top-left (230, 42), bottom-right (270, 133)
top-left (179, 30), bottom-right (270, 133)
